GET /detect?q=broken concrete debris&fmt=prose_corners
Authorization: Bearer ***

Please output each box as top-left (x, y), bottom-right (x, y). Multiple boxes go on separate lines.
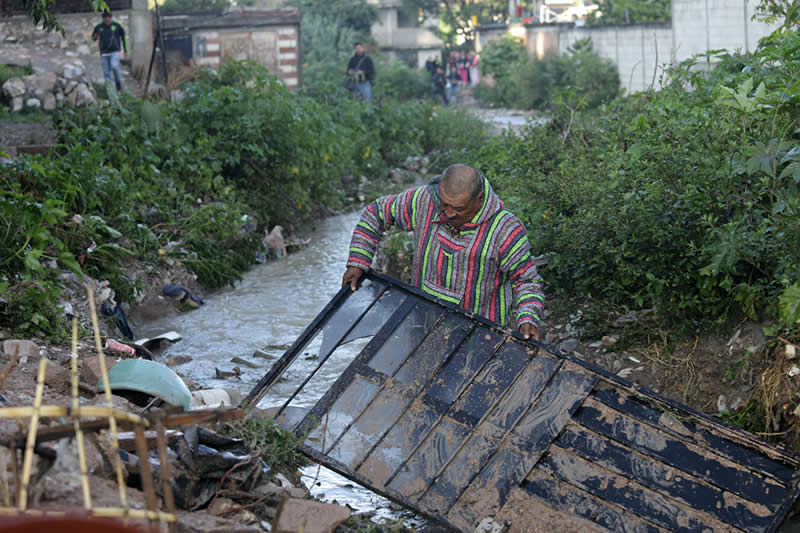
top-left (272, 499), bottom-right (351, 533)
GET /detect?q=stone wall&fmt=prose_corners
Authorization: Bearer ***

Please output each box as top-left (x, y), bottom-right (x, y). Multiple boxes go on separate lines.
top-left (0, 11), bottom-right (130, 54)
top-left (2, 64), bottom-right (96, 112)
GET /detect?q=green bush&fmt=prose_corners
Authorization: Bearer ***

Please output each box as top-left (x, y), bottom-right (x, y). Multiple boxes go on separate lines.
top-left (373, 60), bottom-right (431, 101)
top-left (476, 38), bottom-right (620, 110)
top-left (463, 28), bottom-right (800, 329)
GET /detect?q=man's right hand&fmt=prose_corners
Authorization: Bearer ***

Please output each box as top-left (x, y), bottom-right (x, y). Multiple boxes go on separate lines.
top-left (342, 266), bottom-right (365, 291)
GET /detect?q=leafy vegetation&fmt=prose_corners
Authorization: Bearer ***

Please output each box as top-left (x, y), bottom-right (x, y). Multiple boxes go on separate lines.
top-left (457, 27), bottom-right (800, 334)
top-left (225, 414), bottom-right (309, 472)
top-left (0, 61), bottom-right (487, 339)
top-left (587, 0), bottom-right (672, 26)
top-left (475, 37), bottom-right (620, 110)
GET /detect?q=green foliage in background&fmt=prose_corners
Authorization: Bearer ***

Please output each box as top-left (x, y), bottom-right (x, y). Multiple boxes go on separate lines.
top-left (587, 0), bottom-right (672, 26)
top-left (0, 61), bottom-right (487, 339)
top-left (464, 27), bottom-right (800, 331)
top-left (476, 37), bottom-right (620, 110)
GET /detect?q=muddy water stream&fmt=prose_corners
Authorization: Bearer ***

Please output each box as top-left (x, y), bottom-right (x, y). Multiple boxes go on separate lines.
top-left (137, 212), bottom-right (427, 525)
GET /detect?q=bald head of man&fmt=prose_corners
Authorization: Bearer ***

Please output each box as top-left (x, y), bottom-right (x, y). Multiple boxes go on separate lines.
top-left (438, 164), bottom-right (485, 227)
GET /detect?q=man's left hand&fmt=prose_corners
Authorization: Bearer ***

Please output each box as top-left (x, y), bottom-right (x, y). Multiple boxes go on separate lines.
top-left (520, 323), bottom-right (540, 341)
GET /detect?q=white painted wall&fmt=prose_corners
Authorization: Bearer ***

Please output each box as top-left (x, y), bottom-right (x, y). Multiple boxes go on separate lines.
top-left (478, 0), bottom-right (783, 95)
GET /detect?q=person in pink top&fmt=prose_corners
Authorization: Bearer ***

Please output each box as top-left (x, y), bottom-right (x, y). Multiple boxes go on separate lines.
top-left (467, 51), bottom-right (479, 86)
top-left (456, 51), bottom-right (469, 84)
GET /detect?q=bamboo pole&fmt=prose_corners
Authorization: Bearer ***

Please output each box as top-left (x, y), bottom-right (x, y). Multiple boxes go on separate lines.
top-left (155, 417), bottom-right (178, 533)
top-left (86, 283), bottom-right (128, 518)
top-left (18, 358), bottom-right (47, 509)
top-left (133, 425), bottom-right (158, 528)
top-left (70, 317), bottom-right (92, 510)
top-left (0, 506), bottom-right (176, 521)
top-left (0, 406), bottom-right (149, 425)
top-left (0, 446), bottom-right (9, 506)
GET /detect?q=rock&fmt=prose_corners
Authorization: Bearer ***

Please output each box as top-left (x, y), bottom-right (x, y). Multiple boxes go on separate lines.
top-left (76, 44), bottom-right (91, 55)
top-left (601, 335), bottom-right (619, 347)
top-left (62, 64), bottom-right (84, 80)
top-left (167, 355), bottom-right (193, 366)
top-left (46, 33), bottom-right (63, 46)
top-left (177, 510), bottom-right (264, 533)
top-left (25, 97), bottom-right (41, 109)
top-left (73, 83), bottom-right (97, 106)
top-left (42, 93), bottom-right (57, 111)
top-left (612, 311), bottom-right (640, 328)
top-left (3, 339), bottom-right (40, 360)
top-left (82, 355), bottom-right (119, 384)
top-left (208, 497), bottom-right (237, 516)
top-left (5, 35), bottom-right (18, 43)
top-left (717, 394), bottom-right (728, 413)
top-left (588, 341), bottom-right (603, 349)
top-left (31, 71), bottom-right (58, 93)
top-left (2, 77), bottom-right (26, 98)
top-left (10, 96), bottom-right (23, 112)
top-left (272, 499), bottom-right (350, 533)
top-left (557, 338), bottom-right (579, 353)
top-left (43, 359), bottom-right (71, 395)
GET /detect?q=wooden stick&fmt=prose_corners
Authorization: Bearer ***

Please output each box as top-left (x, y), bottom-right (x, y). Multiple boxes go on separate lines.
top-left (133, 425), bottom-right (159, 528)
top-left (0, 406), bottom-right (149, 424)
top-left (154, 418), bottom-right (178, 533)
top-left (0, 446), bottom-right (9, 506)
top-left (70, 317), bottom-right (92, 510)
top-left (0, 506), bottom-right (177, 521)
top-left (18, 358), bottom-right (47, 509)
top-left (86, 283), bottom-right (128, 518)
top-left (0, 345), bottom-right (19, 388)
top-left (10, 447), bottom-right (18, 506)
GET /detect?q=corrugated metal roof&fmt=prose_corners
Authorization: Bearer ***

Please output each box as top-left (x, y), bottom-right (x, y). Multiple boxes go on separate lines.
top-left (245, 271), bottom-right (800, 532)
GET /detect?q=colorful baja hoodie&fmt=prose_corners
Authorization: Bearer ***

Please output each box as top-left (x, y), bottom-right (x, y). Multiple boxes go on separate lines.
top-left (347, 176), bottom-right (544, 328)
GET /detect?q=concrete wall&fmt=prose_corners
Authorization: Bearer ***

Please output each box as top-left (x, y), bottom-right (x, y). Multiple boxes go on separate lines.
top-left (477, 0), bottom-right (782, 95)
top-left (371, 6), bottom-right (442, 62)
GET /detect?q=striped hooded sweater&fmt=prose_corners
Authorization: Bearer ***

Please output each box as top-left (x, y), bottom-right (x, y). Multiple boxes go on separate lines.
top-left (347, 176), bottom-right (544, 329)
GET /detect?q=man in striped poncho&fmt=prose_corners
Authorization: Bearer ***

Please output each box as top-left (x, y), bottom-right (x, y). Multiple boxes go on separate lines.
top-left (343, 164), bottom-right (544, 340)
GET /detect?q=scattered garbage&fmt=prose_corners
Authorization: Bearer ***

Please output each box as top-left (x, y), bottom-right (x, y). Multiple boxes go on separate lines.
top-left (101, 301), bottom-right (135, 340)
top-left (272, 498), bottom-right (350, 533)
top-left (135, 330), bottom-right (182, 352)
top-left (263, 225), bottom-right (287, 258)
top-left (104, 339), bottom-right (136, 356)
top-left (215, 367), bottom-right (242, 380)
top-left (162, 284), bottom-right (204, 307)
top-left (231, 356), bottom-right (258, 369)
top-left (190, 388), bottom-right (241, 409)
top-left (148, 426), bottom-right (269, 511)
top-left (97, 359), bottom-right (192, 409)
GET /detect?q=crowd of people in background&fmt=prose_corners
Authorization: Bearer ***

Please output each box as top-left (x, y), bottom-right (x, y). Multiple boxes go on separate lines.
top-left (425, 50), bottom-right (479, 106)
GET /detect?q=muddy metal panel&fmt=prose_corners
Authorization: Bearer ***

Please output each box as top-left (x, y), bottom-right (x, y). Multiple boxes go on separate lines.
top-left (245, 272), bottom-right (800, 532)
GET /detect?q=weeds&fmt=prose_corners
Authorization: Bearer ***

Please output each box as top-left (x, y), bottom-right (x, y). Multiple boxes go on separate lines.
top-left (225, 414), bottom-right (309, 472)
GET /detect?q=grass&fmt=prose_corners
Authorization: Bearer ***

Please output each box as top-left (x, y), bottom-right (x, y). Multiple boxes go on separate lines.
top-left (225, 413), bottom-right (310, 473)
top-left (0, 62), bottom-right (33, 86)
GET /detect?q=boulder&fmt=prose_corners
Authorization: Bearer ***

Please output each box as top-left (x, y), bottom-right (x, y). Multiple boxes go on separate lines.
top-left (10, 96), bottom-right (23, 112)
top-left (31, 71), bottom-right (58, 93)
top-left (25, 98), bottom-right (41, 109)
top-left (2, 77), bottom-right (25, 99)
top-left (62, 64), bottom-right (84, 80)
top-left (272, 499), bottom-right (350, 533)
top-left (76, 44), bottom-right (92, 55)
top-left (3, 339), bottom-right (40, 360)
top-left (42, 93), bottom-right (57, 111)
top-left (557, 338), bottom-right (579, 353)
top-left (68, 83), bottom-right (96, 107)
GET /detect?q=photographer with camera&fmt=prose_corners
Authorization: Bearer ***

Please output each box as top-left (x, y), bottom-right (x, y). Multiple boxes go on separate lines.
top-left (346, 42), bottom-right (375, 101)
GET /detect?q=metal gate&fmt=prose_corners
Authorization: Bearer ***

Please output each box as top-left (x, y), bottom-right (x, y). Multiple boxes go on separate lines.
top-left (245, 271), bottom-right (800, 532)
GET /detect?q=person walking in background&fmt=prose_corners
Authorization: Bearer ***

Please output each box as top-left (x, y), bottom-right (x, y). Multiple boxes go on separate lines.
top-left (467, 51), bottom-right (479, 86)
top-left (432, 65), bottom-right (448, 105)
top-left (346, 42), bottom-right (375, 101)
top-left (456, 51), bottom-right (469, 85)
top-left (447, 61), bottom-right (461, 104)
top-left (92, 10), bottom-right (127, 91)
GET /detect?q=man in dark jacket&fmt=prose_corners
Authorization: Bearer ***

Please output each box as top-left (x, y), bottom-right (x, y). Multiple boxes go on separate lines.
top-left (91, 10), bottom-right (127, 91)
top-left (432, 65), bottom-right (448, 105)
top-left (346, 42), bottom-right (375, 101)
